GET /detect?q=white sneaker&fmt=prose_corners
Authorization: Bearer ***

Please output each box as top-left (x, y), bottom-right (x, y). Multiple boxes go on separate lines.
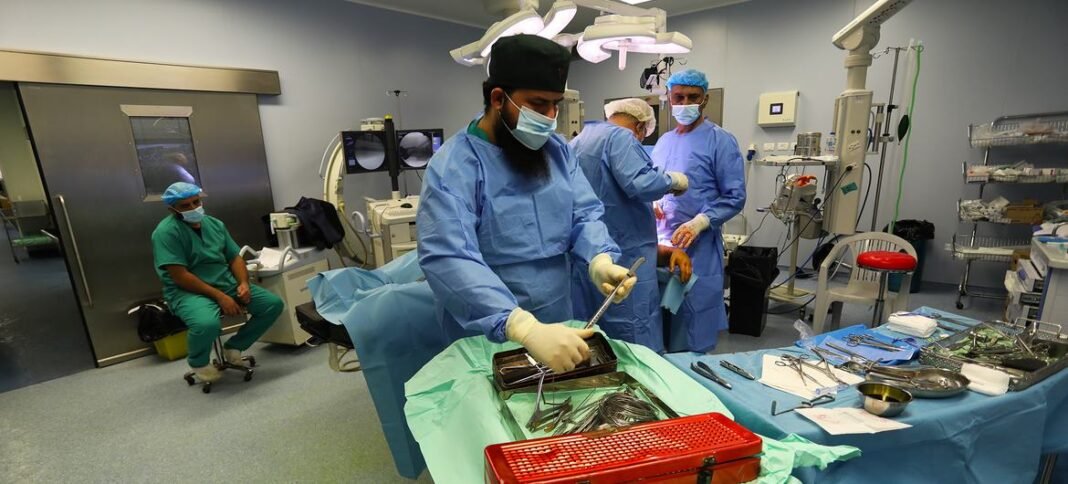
top-left (193, 365), bottom-right (222, 383)
top-left (224, 348), bottom-right (243, 365)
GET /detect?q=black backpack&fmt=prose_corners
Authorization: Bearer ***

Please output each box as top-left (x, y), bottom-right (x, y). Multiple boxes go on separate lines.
top-left (130, 300), bottom-right (187, 343)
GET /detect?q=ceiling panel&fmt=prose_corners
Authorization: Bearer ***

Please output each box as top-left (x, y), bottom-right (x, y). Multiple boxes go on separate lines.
top-left (344, 0), bottom-right (748, 29)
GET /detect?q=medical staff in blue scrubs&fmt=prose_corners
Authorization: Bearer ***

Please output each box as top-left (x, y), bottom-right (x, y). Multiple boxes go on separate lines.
top-left (652, 69), bottom-right (746, 353)
top-left (417, 35), bottom-right (637, 374)
top-left (569, 99), bottom-right (689, 352)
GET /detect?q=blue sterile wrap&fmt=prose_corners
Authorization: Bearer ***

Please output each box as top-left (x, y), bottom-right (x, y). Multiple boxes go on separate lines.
top-left (309, 252), bottom-right (447, 479)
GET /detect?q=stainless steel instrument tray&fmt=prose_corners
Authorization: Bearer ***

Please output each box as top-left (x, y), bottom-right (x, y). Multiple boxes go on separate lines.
top-left (919, 319), bottom-right (1068, 391)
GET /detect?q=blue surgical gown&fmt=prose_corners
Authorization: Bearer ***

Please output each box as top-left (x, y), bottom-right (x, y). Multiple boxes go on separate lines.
top-left (417, 128), bottom-right (621, 343)
top-left (569, 121), bottom-right (672, 352)
top-left (652, 119), bottom-right (746, 352)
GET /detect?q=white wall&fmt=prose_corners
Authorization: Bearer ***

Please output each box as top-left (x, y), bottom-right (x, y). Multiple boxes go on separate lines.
top-left (0, 0), bottom-right (485, 212)
top-left (2, 0), bottom-right (1067, 287)
top-left (570, 0), bottom-right (1068, 288)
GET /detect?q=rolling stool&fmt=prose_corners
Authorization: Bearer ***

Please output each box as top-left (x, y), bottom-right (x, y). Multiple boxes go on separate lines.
top-left (182, 316), bottom-right (256, 394)
top-left (855, 250), bottom-right (917, 327)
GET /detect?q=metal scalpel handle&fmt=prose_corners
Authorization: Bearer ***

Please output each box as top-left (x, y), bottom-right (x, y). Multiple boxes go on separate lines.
top-left (585, 257), bottom-right (645, 330)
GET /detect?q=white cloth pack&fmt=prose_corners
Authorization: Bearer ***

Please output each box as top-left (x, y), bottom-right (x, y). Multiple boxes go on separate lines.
top-left (885, 311), bottom-right (937, 338)
top-left (961, 363), bottom-right (1010, 396)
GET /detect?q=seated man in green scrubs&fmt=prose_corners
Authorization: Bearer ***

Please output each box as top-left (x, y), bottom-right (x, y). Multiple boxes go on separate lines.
top-left (152, 182), bottom-right (283, 383)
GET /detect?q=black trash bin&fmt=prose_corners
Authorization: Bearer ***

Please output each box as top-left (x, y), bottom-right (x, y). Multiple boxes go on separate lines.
top-left (884, 220), bottom-right (935, 293)
top-left (727, 246), bottom-right (780, 336)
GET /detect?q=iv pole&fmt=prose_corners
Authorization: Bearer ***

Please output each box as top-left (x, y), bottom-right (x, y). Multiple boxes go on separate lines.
top-left (869, 47), bottom-right (904, 232)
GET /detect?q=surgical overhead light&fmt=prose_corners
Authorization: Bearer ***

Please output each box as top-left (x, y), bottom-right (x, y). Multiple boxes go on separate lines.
top-left (479, 10), bottom-right (546, 57)
top-left (538, 0), bottom-right (577, 39)
top-left (450, 0), bottom-right (692, 69)
top-left (577, 15), bottom-right (691, 70)
top-left (450, 8), bottom-right (546, 66)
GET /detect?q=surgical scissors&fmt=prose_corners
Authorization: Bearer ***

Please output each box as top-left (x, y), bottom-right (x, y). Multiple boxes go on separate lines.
top-left (775, 354), bottom-right (822, 387)
top-left (846, 333), bottom-right (906, 352)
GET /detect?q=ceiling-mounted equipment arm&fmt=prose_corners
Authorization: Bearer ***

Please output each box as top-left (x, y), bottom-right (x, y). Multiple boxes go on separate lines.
top-left (822, 0), bottom-right (912, 235)
top-left (831, 0), bottom-right (912, 91)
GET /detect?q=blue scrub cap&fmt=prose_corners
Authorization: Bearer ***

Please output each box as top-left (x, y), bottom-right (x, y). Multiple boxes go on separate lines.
top-left (162, 182), bottom-right (202, 206)
top-left (665, 69), bottom-right (709, 92)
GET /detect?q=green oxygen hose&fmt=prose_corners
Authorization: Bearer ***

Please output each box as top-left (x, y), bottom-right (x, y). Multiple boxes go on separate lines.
top-left (890, 45), bottom-right (923, 235)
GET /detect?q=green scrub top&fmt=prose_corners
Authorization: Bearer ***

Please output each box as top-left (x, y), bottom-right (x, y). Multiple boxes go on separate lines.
top-left (467, 118), bottom-right (490, 142)
top-left (151, 214), bottom-right (241, 301)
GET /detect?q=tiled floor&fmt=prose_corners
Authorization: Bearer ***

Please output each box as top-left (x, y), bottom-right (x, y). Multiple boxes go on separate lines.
top-left (0, 272), bottom-right (1005, 483)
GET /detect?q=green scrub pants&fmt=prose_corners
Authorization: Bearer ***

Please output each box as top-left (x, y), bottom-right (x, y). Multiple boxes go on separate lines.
top-left (170, 284), bottom-right (284, 367)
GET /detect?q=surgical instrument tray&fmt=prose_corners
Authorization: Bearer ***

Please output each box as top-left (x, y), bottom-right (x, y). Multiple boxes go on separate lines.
top-left (919, 319), bottom-right (1068, 391)
top-left (492, 332), bottom-right (618, 391)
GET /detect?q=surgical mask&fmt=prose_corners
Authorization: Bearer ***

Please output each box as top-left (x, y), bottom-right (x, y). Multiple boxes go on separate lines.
top-left (503, 94), bottom-right (557, 150)
top-left (672, 104), bottom-right (701, 126)
top-left (179, 206), bottom-right (205, 223)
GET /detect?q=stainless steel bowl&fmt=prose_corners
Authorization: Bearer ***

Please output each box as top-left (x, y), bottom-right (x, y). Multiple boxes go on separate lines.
top-left (858, 382), bottom-right (913, 417)
top-left (866, 366), bottom-right (971, 398)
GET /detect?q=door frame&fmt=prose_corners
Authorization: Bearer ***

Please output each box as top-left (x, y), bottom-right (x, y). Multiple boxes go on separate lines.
top-left (1, 51), bottom-right (280, 367)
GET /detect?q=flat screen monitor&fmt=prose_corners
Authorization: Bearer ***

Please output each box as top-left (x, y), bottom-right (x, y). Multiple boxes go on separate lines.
top-left (396, 129), bottom-right (444, 170)
top-left (341, 130), bottom-right (390, 174)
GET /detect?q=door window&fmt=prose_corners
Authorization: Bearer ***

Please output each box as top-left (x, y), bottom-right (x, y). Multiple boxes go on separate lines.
top-left (121, 105), bottom-right (201, 200)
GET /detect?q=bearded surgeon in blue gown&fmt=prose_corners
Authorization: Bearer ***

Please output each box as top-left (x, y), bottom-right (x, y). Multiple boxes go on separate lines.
top-left (416, 35), bottom-right (638, 374)
top-left (652, 69), bottom-right (747, 353)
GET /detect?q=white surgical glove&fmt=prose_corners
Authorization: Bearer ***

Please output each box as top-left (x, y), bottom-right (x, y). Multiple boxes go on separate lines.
top-left (671, 214), bottom-right (710, 249)
top-left (588, 253), bottom-right (637, 303)
top-left (505, 308), bottom-right (594, 373)
top-left (667, 171), bottom-right (689, 196)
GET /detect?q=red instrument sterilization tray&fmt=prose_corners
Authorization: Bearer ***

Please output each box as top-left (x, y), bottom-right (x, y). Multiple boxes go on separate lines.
top-left (485, 412), bottom-right (762, 484)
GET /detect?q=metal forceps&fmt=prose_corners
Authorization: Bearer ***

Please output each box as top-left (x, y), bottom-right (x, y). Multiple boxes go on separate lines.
top-left (846, 333), bottom-right (906, 352)
top-left (585, 257), bottom-right (646, 330)
top-left (771, 394), bottom-right (836, 416)
top-left (502, 354), bottom-right (553, 386)
top-left (525, 367), bottom-right (574, 433)
top-left (825, 341), bottom-right (878, 371)
top-left (776, 354), bottom-right (821, 387)
top-left (805, 349), bottom-right (847, 385)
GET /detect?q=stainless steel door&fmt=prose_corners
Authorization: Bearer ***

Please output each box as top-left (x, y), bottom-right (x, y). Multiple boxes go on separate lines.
top-left (18, 83), bottom-right (273, 366)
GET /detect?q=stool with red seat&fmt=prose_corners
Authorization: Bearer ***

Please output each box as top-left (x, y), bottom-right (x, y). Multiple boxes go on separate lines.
top-left (856, 250), bottom-right (918, 326)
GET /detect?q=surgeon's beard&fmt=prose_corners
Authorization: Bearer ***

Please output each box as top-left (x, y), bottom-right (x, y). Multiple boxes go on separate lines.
top-left (495, 111), bottom-right (550, 182)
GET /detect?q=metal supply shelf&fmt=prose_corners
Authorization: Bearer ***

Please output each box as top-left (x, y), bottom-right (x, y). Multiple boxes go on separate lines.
top-left (969, 112), bottom-right (1068, 148)
top-left (948, 234), bottom-right (1029, 262)
top-left (954, 111), bottom-right (1068, 309)
top-left (957, 199), bottom-right (1042, 225)
top-left (962, 162), bottom-right (1068, 184)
